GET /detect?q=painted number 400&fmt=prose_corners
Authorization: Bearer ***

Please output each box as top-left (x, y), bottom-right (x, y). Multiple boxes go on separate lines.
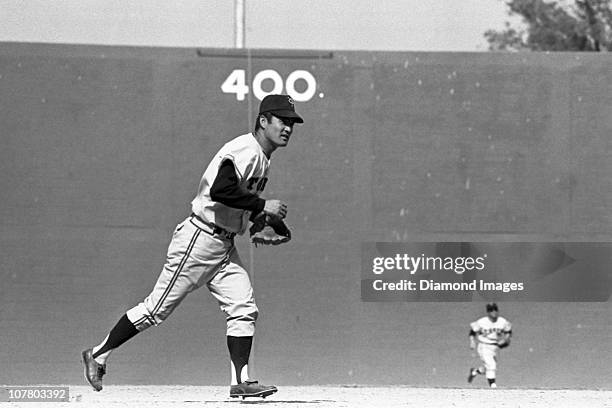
top-left (221, 69), bottom-right (317, 102)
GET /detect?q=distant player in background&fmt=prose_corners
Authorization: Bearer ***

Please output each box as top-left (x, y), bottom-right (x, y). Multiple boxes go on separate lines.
top-left (467, 303), bottom-right (512, 388)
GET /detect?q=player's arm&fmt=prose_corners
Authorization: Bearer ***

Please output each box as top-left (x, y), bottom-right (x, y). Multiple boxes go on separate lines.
top-left (496, 329), bottom-right (512, 348)
top-left (210, 160), bottom-right (287, 219)
top-left (210, 160), bottom-right (266, 213)
top-left (468, 329), bottom-right (477, 349)
top-left (500, 320), bottom-right (512, 343)
top-left (469, 320), bottom-right (480, 349)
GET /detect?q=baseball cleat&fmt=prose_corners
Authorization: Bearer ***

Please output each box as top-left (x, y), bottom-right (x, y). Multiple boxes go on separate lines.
top-left (467, 368), bottom-right (477, 383)
top-left (229, 380), bottom-right (277, 399)
top-left (81, 348), bottom-right (106, 391)
top-left (490, 383), bottom-right (497, 389)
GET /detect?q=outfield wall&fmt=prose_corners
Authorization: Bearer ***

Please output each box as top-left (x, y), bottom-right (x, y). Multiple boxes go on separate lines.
top-left (0, 43), bottom-right (610, 388)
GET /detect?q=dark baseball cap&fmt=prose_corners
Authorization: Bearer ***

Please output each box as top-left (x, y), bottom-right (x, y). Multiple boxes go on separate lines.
top-left (258, 94), bottom-right (304, 123)
top-left (486, 303), bottom-right (498, 312)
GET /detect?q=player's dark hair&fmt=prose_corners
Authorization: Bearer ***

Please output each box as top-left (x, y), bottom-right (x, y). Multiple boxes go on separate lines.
top-left (254, 112), bottom-right (274, 132)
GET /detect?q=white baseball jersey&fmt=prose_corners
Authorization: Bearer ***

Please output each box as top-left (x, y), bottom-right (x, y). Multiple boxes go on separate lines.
top-left (191, 133), bottom-right (269, 234)
top-left (470, 316), bottom-right (512, 345)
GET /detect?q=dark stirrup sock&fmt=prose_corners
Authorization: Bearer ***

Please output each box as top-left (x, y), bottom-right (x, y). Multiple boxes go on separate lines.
top-left (227, 336), bottom-right (253, 383)
top-left (93, 314), bottom-right (139, 359)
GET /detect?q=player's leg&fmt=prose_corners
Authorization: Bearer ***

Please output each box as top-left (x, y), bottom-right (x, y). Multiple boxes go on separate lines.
top-left (81, 313), bottom-right (140, 391)
top-left (91, 315), bottom-right (138, 364)
top-left (83, 219), bottom-right (227, 391)
top-left (480, 344), bottom-right (498, 388)
top-left (468, 366), bottom-right (484, 383)
top-left (227, 335), bottom-right (253, 385)
top-left (207, 247), bottom-right (277, 399)
top-left (208, 248), bottom-right (258, 385)
top-left (468, 366), bottom-right (486, 381)
top-left (124, 221), bottom-right (231, 332)
top-left (469, 343), bottom-right (486, 383)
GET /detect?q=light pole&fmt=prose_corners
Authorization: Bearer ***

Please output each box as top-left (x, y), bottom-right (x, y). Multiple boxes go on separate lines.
top-left (235, 0), bottom-right (245, 48)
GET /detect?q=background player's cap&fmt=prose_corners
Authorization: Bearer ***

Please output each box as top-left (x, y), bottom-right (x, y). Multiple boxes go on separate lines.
top-left (486, 303), bottom-right (498, 312)
top-left (258, 94), bottom-right (304, 123)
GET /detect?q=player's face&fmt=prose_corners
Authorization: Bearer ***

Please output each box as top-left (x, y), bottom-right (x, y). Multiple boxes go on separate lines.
top-left (263, 115), bottom-right (295, 147)
top-left (487, 310), bottom-right (498, 321)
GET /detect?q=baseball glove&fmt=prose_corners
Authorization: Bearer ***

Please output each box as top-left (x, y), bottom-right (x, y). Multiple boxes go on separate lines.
top-left (497, 338), bottom-right (511, 349)
top-left (249, 213), bottom-right (291, 246)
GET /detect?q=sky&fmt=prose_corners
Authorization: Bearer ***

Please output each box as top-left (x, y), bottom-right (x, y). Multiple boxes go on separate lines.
top-left (0, 0), bottom-right (516, 52)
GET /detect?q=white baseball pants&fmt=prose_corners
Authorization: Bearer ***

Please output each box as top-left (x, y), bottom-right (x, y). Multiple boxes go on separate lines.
top-left (477, 342), bottom-right (499, 379)
top-left (126, 216), bottom-right (258, 337)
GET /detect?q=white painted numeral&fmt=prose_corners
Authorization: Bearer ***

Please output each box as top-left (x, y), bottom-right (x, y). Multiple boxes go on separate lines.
top-left (252, 69), bottom-right (284, 100)
top-left (220, 69), bottom-right (249, 101)
top-left (285, 70), bottom-right (317, 102)
top-left (221, 69), bottom-right (317, 102)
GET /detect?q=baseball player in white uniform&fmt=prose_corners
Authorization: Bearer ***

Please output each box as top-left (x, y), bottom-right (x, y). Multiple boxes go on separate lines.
top-left (467, 303), bottom-right (512, 388)
top-left (81, 94), bottom-right (303, 399)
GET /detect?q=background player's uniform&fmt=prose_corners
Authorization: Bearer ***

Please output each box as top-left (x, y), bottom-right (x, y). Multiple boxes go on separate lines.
top-left (469, 315), bottom-right (512, 386)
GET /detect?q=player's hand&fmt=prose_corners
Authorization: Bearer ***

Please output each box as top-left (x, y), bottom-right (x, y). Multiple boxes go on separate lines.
top-left (264, 200), bottom-right (288, 219)
top-left (469, 339), bottom-right (476, 350)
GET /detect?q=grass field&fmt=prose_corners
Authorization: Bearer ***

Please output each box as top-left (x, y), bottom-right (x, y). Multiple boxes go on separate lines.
top-left (3, 385), bottom-right (611, 407)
